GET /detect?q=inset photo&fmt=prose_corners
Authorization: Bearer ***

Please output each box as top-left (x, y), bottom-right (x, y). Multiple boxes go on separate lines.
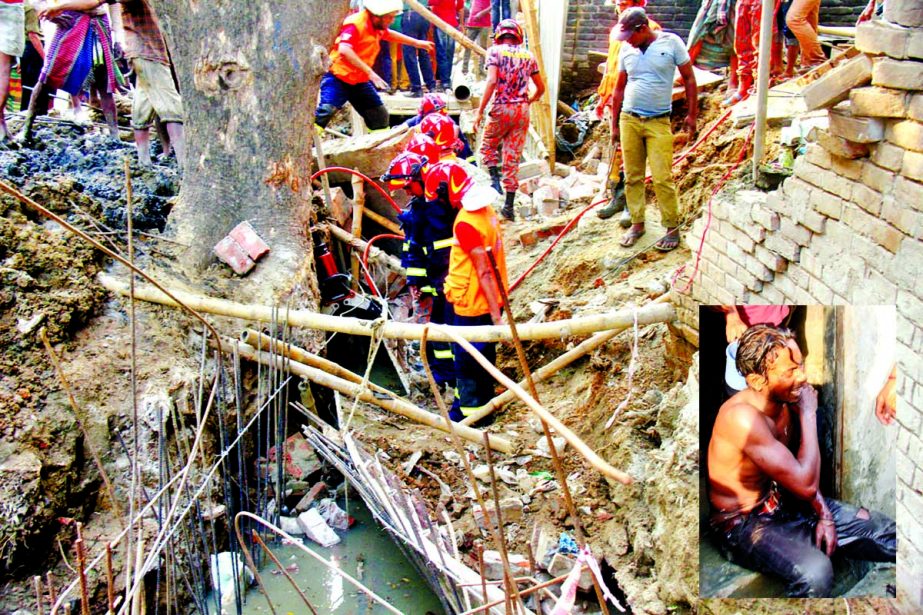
top-left (699, 306), bottom-right (897, 599)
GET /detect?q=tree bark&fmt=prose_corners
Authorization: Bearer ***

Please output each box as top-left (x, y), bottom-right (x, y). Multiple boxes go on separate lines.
top-left (150, 0), bottom-right (350, 301)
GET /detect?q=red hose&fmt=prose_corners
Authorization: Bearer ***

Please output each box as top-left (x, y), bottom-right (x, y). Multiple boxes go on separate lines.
top-left (361, 233), bottom-right (404, 297)
top-left (311, 166), bottom-right (402, 213)
top-left (509, 197), bottom-right (608, 293)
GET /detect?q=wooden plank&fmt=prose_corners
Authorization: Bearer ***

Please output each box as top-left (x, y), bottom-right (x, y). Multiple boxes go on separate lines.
top-left (381, 92), bottom-right (470, 116)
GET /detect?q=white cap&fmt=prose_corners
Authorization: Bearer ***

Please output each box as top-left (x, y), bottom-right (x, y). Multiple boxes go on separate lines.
top-left (460, 184), bottom-right (501, 212)
top-left (364, 0), bottom-right (403, 16)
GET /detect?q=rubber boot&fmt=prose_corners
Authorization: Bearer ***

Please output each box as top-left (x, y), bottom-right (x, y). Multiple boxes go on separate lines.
top-left (488, 166), bottom-right (501, 194)
top-left (501, 191), bottom-right (515, 221)
top-left (597, 172), bottom-right (627, 219)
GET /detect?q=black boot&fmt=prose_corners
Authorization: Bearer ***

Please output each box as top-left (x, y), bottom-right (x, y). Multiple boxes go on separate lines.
top-left (488, 166), bottom-right (501, 194)
top-left (501, 191), bottom-right (515, 221)
top-left (597, 171), bottom-right (627, 219)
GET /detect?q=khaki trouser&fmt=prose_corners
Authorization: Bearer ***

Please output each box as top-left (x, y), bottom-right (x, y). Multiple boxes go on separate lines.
top-left (619, 112), bottom-right (679, 229)
top-left (786, 0), bottom-right (824, 67)
top-left (131, 57), bottom-right (184, 129)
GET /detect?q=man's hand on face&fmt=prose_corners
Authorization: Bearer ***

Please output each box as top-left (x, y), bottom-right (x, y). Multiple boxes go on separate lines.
top-left (797, 385), bottom-right (818, 415)
top-left (815, 518), bottom-right (837, 557)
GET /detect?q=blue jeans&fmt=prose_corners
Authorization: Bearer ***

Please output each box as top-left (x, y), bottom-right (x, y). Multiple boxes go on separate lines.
top-left (491, 0), bottom-right (511, 28)
top-left (402, 11), bottom-right (435, 92)
top-left (373, 40), bottom-right (392, 88)
top-left (434, 29), bottom-right (456, 87)
top-left (315, 72), bottom-right (387, 129)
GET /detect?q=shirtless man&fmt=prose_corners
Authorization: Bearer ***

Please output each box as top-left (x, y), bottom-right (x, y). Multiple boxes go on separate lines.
top-left (707, 325), bottom-right (895, 597)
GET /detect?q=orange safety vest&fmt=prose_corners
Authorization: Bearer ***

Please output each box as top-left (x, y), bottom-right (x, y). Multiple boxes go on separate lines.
top-left (444, 207), bottom-right (508, 317)
top-left (329, 10), bottom-right (391, 85)
top-left (597, 18), bottom-right (662, 101)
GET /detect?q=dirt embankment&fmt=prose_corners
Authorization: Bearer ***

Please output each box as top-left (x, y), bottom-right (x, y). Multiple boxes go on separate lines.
top-left (0, 121), bottom-right (188, 608)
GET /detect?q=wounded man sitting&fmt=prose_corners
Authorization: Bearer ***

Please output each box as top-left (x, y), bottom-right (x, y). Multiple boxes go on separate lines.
top-left (707, 324), bottom-right (895, 597)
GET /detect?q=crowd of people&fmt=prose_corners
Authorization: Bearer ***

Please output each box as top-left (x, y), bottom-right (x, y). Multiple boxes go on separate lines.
top-left (0, 0), bottom-right (184, 168)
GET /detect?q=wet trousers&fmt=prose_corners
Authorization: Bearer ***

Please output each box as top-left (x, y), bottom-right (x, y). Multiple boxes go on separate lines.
top-left (713, 497), bottom-right (896, 597)
top-left (619, 113), bottom-right (680, 229)
top-left (480, 102), bottom-right (530, 193)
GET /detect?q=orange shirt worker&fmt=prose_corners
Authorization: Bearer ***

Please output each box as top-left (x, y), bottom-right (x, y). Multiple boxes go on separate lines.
top-left (315, 0), bottom-right (435, 130)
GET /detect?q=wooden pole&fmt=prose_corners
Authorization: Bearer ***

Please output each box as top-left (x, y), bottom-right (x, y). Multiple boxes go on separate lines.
top-left (520, 0), bottom-right (555, 166)
top-left (320, 223), bottom-right (404, 272)
top-left (99, 273), bottom-right (675, 343)
top-left (241, 330), bottom-right (404, 401)
top-left (404, 0), bottom-right (487, 58)
top-left (431, 324), bottom-right (634, 484)
top-left (227, 340), bottom-right (514, 454)
top-left (349, 175), bottom-right (366, 291)
top-left (752, 0), bottom-right (775, 182)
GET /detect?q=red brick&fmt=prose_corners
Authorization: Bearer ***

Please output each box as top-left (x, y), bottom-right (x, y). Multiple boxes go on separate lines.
top-left (856, 19), bottom-right (910, 58)
top-left (214, 236), bottom-right (256, 275)
top-left (518, 230), bottom-right (538, 247)
top-left (229, 221), bottom-right (271, 261)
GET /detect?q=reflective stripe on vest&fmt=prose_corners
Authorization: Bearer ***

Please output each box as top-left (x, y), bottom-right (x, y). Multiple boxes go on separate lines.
top-left (433, 348), bottom-right (454, 360)
top-left (406, 267), bottom-right (427, 277)
top-left (432, 237), bottom-right (455, 250)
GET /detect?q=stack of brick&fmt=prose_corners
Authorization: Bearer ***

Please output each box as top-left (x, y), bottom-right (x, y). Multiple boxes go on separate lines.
top-left (673, 1), bottom-right (923, 609)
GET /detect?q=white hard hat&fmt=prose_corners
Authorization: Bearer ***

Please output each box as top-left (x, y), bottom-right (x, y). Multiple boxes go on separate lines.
top-left (365, 0), bottom-right (403, 16)
top-left (460, 183), bottom-right (501, 212)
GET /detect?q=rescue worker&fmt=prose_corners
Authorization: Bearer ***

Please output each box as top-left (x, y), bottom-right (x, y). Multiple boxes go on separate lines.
top-left (315, 0), bottom-right (434, 130)
top-left (419, 111), bottom-right (474, 162)
top-left (430, 163), bottom-right (506, 422)
top-left (406, 94), bottom-right (475, 162)
top-left (382, 148), bottom-right (459, 394)
top-left (474, 18), bottom-right (545, 221)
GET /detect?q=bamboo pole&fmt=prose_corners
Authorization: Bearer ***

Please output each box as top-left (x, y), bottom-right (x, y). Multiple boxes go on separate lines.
top-left (752, 0), bottom-right (775, 182)
top-left (520, 0), bottom-right (555, 167)
top-left (320, 223), bottom-right (404, 272)
top-left (98, 273), bottom-right (675, 343)
top-left (461, 294), bottom-right (673, 425)
top-left (405, 0), bottom-right (487, 58)
top-left (227, 340), bottom-right (514, 454)
top-left (432, 324), bottom-right (633, 484)
top-left (350, 175), bottom-right (366, 291)
top-left (242, 330), bottom-right (404, 401)
top-left (359, 205), bottom-right (403, 235)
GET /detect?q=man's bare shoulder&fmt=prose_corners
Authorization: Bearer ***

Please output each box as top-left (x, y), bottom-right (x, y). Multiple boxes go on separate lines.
top-left (715, 392), bottom-right (763, 434)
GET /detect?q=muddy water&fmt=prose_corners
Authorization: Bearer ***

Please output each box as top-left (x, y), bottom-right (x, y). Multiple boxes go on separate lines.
top-left (234, 498), bottom-right (442, 614)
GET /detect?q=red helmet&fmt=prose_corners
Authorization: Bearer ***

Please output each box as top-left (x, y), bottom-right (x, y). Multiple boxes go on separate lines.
top-left (381, 152), bottom-right (426, 191)
top-left (419, 93), bottom-right (447, 117)
top-left (419, 113), bottom-right (458, 150)
top-left (423, 160), bottom-right (472, 206)
top-left (494, 19), bottom-right (524, 45)
top-left (403, 133), bottom-right (440, 165)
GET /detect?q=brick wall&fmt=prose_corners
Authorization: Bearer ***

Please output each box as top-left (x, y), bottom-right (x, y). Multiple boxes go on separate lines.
top-left (561, 0), bottom-right (872, 99)
top-left (674, 2), bottom-right (923, 609)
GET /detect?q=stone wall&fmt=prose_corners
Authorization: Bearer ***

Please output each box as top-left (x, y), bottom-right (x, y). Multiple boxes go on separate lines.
top-left (561, 0), bottom-right (872, 99)
top-left (673, 1), bottom-right (923, 609)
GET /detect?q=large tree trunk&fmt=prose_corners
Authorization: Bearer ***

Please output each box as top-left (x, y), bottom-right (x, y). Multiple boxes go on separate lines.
top-left (151, 0), bottom-right (349, 303)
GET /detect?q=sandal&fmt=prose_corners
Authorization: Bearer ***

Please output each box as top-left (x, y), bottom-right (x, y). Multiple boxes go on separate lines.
top-left (654, 229), bottom-right (680, 252)
top-left (619, 225), bottom-right (645, 248)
